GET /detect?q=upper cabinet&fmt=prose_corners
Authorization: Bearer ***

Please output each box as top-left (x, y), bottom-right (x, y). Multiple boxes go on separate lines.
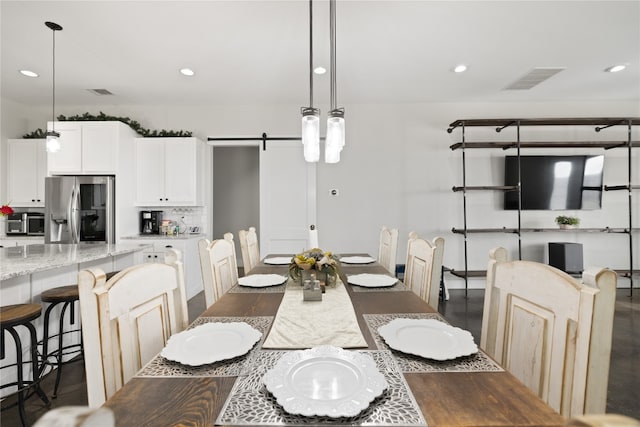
top-left (135, 137), bottom-right (204, 206)
top-left (47, 121), bottom-right (127, 174)
top-left (6, 139), bottom-right (47, 207)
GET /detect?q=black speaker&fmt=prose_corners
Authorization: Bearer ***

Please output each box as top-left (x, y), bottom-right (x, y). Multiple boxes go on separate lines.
top-left (548, 242), bottom-right (583, 274)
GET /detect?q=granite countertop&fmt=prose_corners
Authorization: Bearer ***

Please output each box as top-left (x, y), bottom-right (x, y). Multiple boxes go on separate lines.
top-left (0, 243), bottom-right (152, 281)
top-left (121, 234), bottom-right (205, 240)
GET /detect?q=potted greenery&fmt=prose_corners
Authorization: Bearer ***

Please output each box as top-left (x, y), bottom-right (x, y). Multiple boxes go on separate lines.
top-left (555, 215), bottom-right (580, 229)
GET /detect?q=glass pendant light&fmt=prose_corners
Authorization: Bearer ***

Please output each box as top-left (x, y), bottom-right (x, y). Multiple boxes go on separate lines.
top-left (45, 21), bottom-right (63, 153)
top-left (325, 0), bottom-right (345, 164)
top-left (302, 108), bottom-right (320, 162)
top-left (301, 0), bottom-right (320, 162)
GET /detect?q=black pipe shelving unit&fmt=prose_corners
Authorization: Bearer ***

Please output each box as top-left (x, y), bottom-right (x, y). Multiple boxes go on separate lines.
top-left (447, 117), bottom-right (639, 297)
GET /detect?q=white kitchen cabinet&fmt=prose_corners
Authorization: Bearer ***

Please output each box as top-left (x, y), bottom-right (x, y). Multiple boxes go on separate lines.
top-left (6, 139), bottom-right (47, 207)
top-left (135, 137), bottom-right (204, 206)
top-left (126, 238), bottom-right (203, 299)
top-left (47, 121), bottom-right (126, 175)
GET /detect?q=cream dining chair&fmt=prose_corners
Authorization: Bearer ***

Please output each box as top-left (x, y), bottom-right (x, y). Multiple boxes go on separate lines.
top-left (481, 247), bottom-right (617, 417)
top-left (77, 249), bottom-right (188, 408)
top-left (238, 226), bottom-right (260, 274)
top-left (565, 414), bottom-right (640, 427)
top-left (198, 233), bottom-right (239, 308)
top-left (33, 406), bottom-right (115, 427)
top-left (404, 232), bottom-right (445, 310)
top-left (377, 226), bottom-right (399, 275)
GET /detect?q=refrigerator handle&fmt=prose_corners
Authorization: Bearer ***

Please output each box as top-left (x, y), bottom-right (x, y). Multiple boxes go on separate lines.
top-left (73, 185), bottom-right (81, 243)
top-left (73, 184), bottom-right (80, 243)
top-left (66, 185), bottom-right (75, 243)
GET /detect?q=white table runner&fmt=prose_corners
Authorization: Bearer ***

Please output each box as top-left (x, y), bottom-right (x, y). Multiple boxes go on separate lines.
top-left (262, 280), bottom-right (367, 349)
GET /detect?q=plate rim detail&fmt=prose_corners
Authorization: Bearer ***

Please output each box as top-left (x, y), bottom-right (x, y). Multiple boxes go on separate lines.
top-left (262, 345), bottom-right (388, 418)
top-left (161, 322), bottom-right (262, 366)
top-left (347, 273), bottom-right (398, 288)
top-left (378, 318), bottom-right (478, 361)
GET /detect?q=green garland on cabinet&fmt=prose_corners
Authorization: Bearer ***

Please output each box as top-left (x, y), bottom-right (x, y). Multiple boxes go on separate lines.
top-left (22, 111), bottom-right (192, 138)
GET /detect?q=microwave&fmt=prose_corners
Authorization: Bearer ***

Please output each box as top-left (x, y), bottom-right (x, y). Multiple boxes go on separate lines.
top-left (26, 213), bottom-right (45, 236)
top-left (5, 212), bottom-right (45, 236)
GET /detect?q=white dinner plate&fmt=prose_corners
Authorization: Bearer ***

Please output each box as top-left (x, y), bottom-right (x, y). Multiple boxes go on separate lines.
top-left (263, 257), bottom-right (292, 265)
top-left (339, 256), bottom-right (376, 264)
top-left (347, 273), bottom-right (398, 288)
top-left (161, 322), bottom-right (262, 366)
top-left (378, 318), bottom-right (478, 361)
top-left (238, 274), bottom-right (287, 287)
top-left (262, 346), bottom-right (388, 418)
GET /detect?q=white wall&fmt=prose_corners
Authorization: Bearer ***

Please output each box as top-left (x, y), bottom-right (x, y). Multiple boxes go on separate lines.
top-left (2, 98), bottom-right (638, 287)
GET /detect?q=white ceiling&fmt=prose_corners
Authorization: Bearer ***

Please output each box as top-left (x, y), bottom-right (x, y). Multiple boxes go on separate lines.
top-left (1, 0), bottom-right (639, 108)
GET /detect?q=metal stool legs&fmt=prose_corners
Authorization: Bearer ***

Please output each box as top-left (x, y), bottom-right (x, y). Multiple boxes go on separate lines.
top-left (41, 299), bottom-right (83, 399)
top-left (1, 322), bottom-right (50, 426)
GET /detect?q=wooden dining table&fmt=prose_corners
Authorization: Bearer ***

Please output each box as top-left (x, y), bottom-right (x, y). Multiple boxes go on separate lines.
top-left (103, 255), bottom-right (565, 427)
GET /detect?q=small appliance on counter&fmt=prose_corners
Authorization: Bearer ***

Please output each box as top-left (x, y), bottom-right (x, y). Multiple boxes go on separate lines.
top-left (5, 212), bottom-right (45, 236)
top-left (6, 212), bottom-right (27, 235)
top-left (140, 210), bottom-right (163, 235)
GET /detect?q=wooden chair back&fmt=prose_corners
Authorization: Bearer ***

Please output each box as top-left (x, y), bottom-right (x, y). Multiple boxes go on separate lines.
top-left (198, 238), bottom-right (216, 307)
top-left (404, 232), bottom-right (445, 310)
top-left (78, 249), bottom-right (188, 408)
top-left (481, 247), bottom-right (617, 417)
top-left (238, 226), bottom-right (260, 274)
top-left (377, 226), bottom-right (399, 275)
top-left (198, 233), bottom-right (238, 307)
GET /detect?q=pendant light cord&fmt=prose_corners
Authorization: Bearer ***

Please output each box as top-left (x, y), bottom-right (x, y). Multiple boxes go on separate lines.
top-left (45, 21), bottom-right (63, 131)
top-left (329, 0), bottom-right (336, 110)
top-left (309, 0), bottom-right (314, 108)
top-left (52, 26), bottom-right (56, 126)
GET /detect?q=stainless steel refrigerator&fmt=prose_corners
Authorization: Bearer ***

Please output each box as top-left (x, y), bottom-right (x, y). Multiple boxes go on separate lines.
top-left (45, 176), bottom-right (115, 244)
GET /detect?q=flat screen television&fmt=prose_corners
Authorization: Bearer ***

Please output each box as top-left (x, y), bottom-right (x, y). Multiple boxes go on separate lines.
top-left (504, 155), bottom-right (604, 210)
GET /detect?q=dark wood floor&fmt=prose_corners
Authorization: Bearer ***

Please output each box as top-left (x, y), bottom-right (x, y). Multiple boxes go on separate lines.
top-left (2, 288), bottom-right (638, 425)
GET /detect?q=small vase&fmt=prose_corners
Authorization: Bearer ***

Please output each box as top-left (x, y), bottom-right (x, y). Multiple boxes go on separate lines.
top-left (559, 224), bottom-right (575, 230)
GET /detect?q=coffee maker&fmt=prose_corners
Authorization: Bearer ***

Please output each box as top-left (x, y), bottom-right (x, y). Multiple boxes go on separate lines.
top-left (140, 211), bottom-right (162, 235)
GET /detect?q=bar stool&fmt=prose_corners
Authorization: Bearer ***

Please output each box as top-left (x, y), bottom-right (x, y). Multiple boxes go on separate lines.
top-left (38, 270), bottom-right (120, 399)
top-left (39, 285), bottom-right (83, 399)
top-left (1, 304), bottom-right (50, 427)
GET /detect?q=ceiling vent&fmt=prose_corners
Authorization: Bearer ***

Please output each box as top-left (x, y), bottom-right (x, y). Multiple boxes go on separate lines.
top-left (86, 88), bottom-right (114, 96)
top-left (504, 67), bottom-right (566, 90)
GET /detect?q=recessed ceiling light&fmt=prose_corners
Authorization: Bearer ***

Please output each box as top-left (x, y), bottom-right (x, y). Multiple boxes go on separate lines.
top-left (453, 64), bottom-right (467, 73)
top-left (314, 66), bottom-right (326, 75)
top-left (20, 70), bottom-right (38, 77)
top-left (180, 68), bottom-right (195, 76)
top-left (605, 64), bottom-right (626, 73)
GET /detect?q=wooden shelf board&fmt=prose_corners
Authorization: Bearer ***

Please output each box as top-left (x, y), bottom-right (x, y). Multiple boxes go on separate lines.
top-left (452, 228), bottom-right (519, 234)
top-left (447, 269), bottom-right (487, 279)
top-left (452, 185), bottom-right (518, 192)
top-left (449, 140), bottom-right (640, 151)
top-left (446, 268), bottom-right (639, 279)
top-left (605, 185), bottom-right (640, 191)
top-left (452, 227), bottom-right (634, 234)
top-left (616, 270), bottom-right (640, 278)
top-left (448, 118), bottom-right (640, 129)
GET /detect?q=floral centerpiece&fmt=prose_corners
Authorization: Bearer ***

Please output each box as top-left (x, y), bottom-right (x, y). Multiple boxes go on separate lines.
top-left (289, 248), bottom-right (340, 287)
top-left (0, 202), bottom-right (14, 217)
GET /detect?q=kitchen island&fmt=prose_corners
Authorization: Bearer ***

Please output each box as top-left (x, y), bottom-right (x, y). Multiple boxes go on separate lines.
top-left (1, 242), bottom-right (151, 282)
top-left (0, 242), bottom-right (151, 396)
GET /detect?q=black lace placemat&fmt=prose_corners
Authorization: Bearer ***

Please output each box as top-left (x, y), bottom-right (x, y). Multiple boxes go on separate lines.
top-left (364, 313), bottom-right (504, 373)
top-left (216, 349), bottom-right (427, 426)
top-left (136, 316), bottom-right (273, 378)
